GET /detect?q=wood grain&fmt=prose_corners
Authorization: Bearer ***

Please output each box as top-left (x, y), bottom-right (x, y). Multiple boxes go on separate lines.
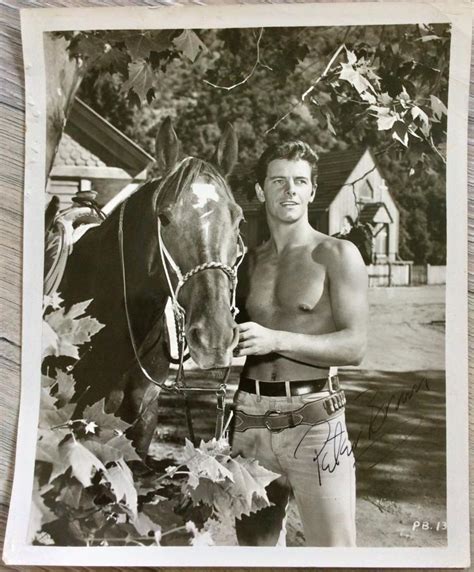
top-left (0, 1), bottom-right (472, 570)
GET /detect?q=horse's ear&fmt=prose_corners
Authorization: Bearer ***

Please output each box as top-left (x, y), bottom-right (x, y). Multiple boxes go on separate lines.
top-left (216, 123), bottom-right (238, 176)
top-left (155, 117), bottom-right (180, 172)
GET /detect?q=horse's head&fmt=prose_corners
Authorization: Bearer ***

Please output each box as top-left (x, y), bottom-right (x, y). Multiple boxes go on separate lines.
top-left (152, 119), bottom-right (244, 369)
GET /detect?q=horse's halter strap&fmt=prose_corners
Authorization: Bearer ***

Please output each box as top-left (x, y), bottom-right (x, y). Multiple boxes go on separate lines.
top-left (157, 217), bottom-right (245, 325)
top-left (118, 196), bottom-right (245, 442)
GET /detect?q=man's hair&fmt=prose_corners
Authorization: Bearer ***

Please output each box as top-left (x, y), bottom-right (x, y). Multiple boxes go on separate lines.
top-left (255, 140), bottom-right (319, 187)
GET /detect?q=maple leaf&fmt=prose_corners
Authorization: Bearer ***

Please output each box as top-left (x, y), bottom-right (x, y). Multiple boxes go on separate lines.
top-left (57, 481), bottom-right (96, 512)
top-left (189, 477), bottom-right (231, 508)
top-left (60, 438), bottom-right (106, 487)
top-left (131, 510), bottom-right (162, 541)
top-left (54, 370), bottom-right (76, 407)
top-left (392, 120), bottom-right (409, 147)
top-left (38, 386), bottom-right (75, 430)
top-left (69, 35), bottom-right (107, 62)
top-left (84, 421), bottom-right (98, 434)
top-left (411, 105), bottom-right (431, 136)
top-left (83, 399), bottom-right (131, 439)
top-left (345, 49), bottom-right (357, 65)
top-left (121, 59), bottom-right (158, 104)
top-left (65, 299), bottom-right (93, 320)
top-left (135, 472), bottom-right (167, 505)
top-left (41, 374), bottom-right (55, 389)
top-left (105, 435), bottom-right (141, 462)
top-left (94, 46), bottom-right (130, 75)
top-left (199, 511), bottom-right (238, 545)
top-left (198, 437), bottom-right (231, 457)
top-left (326, 112), bottom-right (336, 136)
top-left (368, 105), bottom-right (399, 131)
top-left (172, 30), bottom-right (206, 62)
top-left (185, 521), bottom-right (215, 546)
top-left (430, 94), bottom-right (448, 121)
top-left (339, 62), bottom-right (372, 95)
top-left (36, 428), bottom-right (68, 466)
top-left (82, 439), bottom-right (124, 465)
top-left (105, 459), bottom-right (138, 518)
top-left (189, 474), bottom-right (271, 520)
top-left (227, 456), bottom-right (276, 504)
top-left (28, 479), bottom-right (56, 543)
top-left (125, 33), bottom-right (157, 60)
top-left (43, 292), bottom-right (63, 311)
top-left (184, 437), bottom-right (280, 520)
top-left (42, 321), bottom-right (59, 359)
top-left (222, 456), bottom-right (279, 518)
top-left (183, 438), bottom-right (234, 488)
top-left (378, 92), bottom-right (393, 106)
top-left (44, 299), bottom-right (104, 359)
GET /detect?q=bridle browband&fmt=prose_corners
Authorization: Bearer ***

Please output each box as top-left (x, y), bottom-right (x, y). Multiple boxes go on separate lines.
top-left (118, 171), bottom-right (245, 443)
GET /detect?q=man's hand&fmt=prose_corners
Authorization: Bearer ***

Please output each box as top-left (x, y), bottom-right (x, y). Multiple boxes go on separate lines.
top-left (236, 322), bottom-right (278, 356)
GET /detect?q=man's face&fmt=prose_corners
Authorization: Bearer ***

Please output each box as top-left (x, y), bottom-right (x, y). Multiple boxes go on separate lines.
top-left (255, 159), bottom-right (315, 223)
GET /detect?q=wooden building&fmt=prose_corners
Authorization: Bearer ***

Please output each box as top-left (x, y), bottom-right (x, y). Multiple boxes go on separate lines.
top-left (47, 98), bottom-right (154, 210)
top-left (234, 147), bottom-right (400, 264)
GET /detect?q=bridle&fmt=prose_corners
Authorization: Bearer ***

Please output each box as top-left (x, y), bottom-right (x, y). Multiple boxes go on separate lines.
top-left (118, 192), bottom-right (246, 444)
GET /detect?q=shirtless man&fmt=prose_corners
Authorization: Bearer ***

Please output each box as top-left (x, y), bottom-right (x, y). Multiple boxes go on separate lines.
top-left (232, 141), bottom-right (368, 547)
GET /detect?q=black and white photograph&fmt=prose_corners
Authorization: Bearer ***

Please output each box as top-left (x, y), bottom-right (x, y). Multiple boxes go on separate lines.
top-left (2, 1), bottom-right (471, 567)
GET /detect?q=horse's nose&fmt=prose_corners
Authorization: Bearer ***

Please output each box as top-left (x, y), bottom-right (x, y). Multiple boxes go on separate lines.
top-left (187, 321), bottom-right (236, 351)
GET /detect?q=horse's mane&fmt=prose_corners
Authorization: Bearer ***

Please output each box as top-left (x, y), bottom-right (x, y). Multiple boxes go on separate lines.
top-left (152, 157), bottom-right (233, 211)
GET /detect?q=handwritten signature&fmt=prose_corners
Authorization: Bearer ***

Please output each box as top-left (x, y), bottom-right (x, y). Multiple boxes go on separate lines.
top-left (293, 378), bottom-right (431, 483)
top-left (363, 377), bottom-right (430, 441)
top-left (314, 420), bottom-right (353, 486)
top-left (293, 419), bottom-right (354, 486)
top-left (352, 377), bottom-right (431, 467)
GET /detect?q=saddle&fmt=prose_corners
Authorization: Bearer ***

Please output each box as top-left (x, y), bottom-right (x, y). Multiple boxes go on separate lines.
top-left (44, 192), bottom-right (105, 296)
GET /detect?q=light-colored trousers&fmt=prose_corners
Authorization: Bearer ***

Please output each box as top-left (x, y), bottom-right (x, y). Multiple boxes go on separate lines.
top-left (231, 389), bottom-right (356, 547)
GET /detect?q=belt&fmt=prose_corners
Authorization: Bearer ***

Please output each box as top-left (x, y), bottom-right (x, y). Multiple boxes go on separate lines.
top-left (233, 390), bottom-right (346, 432)
top-left (238, 375), bottom-right (340, 397)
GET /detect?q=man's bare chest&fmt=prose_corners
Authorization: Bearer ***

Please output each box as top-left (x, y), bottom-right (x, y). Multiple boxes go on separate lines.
top-left (246, 251), bottom-right (328, 319)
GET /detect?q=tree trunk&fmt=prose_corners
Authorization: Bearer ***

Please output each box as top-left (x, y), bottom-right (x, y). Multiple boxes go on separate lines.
top-left (44, 34), bottom-right (86, 179)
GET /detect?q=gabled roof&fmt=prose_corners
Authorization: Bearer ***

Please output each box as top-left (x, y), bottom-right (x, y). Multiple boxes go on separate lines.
top-left (313, 148), bottom-right (367, 211)
top-left (55, 132), bottom-right (107, 168)
top-left (63, 98), bottom-right (154, 177)
top-left (359, 202), bottom-right (393, 224)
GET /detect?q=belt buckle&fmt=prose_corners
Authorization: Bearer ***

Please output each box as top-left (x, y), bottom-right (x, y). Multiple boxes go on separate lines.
top-left (264, 409), bottom-right (283, 432)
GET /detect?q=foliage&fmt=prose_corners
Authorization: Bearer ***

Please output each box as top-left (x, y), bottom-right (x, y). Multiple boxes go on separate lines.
top-left (32, 294), bottom-right (279, 546)
top-left (73, 24), bottom-right (449, 263)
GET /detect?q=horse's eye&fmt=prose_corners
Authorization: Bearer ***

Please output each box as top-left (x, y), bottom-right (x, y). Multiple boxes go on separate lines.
top-left (158, 207), bottom-right (173, 226)
top-left (159, 213), bottom-right (170, 226)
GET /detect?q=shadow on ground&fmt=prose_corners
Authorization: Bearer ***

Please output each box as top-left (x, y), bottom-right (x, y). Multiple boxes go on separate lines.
top-left (151, 367), bottom-right (446, 547)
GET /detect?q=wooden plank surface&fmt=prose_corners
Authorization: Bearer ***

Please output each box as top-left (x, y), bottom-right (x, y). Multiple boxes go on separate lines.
top-left (0, 1), bottom-right (472, 570)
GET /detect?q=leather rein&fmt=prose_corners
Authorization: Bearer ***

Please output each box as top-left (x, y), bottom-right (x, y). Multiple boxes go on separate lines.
top-left (118, 198), bottom-right (245, 444)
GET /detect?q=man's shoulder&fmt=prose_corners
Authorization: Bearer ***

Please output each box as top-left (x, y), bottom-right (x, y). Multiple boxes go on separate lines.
top-left (312, 232), bottom-right (365, 268)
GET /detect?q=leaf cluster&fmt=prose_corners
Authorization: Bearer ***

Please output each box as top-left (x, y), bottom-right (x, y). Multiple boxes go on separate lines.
top-left (34, 295), bottom-right (280, 546)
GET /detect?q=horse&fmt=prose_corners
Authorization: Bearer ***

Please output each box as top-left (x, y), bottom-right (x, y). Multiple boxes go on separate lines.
top-left (56, 120), bottom-right (244, 457)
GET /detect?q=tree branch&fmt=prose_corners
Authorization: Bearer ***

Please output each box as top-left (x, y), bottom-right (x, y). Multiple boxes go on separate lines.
top-left (265, 43), bottom-right (346, 134)
top-left (203, 28), bottom-right (271, 91)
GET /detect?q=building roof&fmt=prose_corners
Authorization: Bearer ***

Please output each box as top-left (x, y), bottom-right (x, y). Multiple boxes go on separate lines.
top-left (359, 202), bottom-right (393, 224)
top-left (55, 132), bottom-right (107, 168)
top-left (62, 98), bottom-right (154, 177)
top-left (313, 148), bottom-right (367, 211)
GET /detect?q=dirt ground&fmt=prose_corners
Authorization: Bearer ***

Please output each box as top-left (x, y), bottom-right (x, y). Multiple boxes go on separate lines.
top-left (149, 285), bottom-right (447, 547)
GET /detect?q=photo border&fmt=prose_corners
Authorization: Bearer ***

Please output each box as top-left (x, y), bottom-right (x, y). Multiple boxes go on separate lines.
top-left (3, 1), bottom-right (471, 566)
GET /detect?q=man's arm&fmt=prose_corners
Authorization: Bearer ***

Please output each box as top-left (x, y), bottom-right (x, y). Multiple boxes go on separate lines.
top-left (234, 249), bottom-right (254, 324)
top-left (237, 240), bottom-right (368, 366)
